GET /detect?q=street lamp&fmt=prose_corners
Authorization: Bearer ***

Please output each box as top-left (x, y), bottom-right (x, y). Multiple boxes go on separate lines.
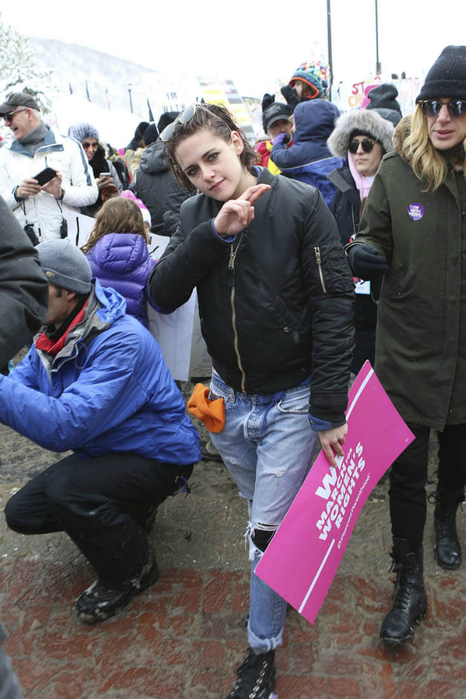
top-left (375, 0), bottom-right (382, 75)
top-left (327, 0), bottom-right (333, 97)
top-left (127, 83), bottom-right (133, 114)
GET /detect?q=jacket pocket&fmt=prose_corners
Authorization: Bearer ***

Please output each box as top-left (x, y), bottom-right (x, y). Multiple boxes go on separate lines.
top-left (306, 241), bottom-right (354, 296)
top-left (272, 294), bottom-right (312, 341)
top-left (314, 246), bottom-right (327, 293)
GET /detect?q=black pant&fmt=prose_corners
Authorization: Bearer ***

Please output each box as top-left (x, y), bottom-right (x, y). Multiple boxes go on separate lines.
top-left (5, 453), bottom-right (193, 585)
top-left (389, 423), bottom-right (466, 551)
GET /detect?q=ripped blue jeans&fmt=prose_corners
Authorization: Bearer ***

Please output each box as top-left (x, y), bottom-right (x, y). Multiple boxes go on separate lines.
top-left (209, 370), bottom-right (318, 652)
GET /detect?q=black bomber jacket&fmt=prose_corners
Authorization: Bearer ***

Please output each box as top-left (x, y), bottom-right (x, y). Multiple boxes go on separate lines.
top-left (148, 167), bottom-right (355, 425)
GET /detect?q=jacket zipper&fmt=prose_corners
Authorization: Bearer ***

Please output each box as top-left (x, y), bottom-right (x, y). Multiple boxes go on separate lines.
top-left (228, 234), bottom-right (247, 392)
top-left (314, 246), bottom-right (327, 293)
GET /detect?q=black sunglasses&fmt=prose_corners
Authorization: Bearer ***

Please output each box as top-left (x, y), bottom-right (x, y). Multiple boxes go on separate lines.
top-left (3, 108), bottom-right (27, 121)
top-left (160, 104), bottom-right (205, 142)
top-left (348, 138), bottom-right (377, 154)
top-left (420, 100), bottom-right (466, 118)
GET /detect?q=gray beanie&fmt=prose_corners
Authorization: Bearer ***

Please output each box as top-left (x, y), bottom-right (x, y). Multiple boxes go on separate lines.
top-left (67, 122), bottom-right (100, 143)
top-left (37, 240), bottom-right (92, 294)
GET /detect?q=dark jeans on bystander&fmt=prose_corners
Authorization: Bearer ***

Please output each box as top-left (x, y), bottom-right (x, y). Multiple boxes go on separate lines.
top-left (389, 423), bottom-right (466, 551)
top-left (4, 452), bottom-right (193, 585)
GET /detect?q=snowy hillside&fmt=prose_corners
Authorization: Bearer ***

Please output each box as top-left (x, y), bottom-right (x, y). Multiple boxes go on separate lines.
top-left (30, 38), bottom-right (161, 117)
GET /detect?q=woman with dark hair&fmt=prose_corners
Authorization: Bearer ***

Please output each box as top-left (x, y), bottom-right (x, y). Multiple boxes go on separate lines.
top-left (347, 45), bottom-right (466, 646)
top-left (82, 197), bottom-right (155, 327)
top-left (148, 103), bottom-right (355, 698)
top-left (327, 109), bottom-right (395, 372)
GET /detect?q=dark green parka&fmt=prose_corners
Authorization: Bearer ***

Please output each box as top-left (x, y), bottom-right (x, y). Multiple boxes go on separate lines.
top-left (353, 146), bottom-right (466, 430)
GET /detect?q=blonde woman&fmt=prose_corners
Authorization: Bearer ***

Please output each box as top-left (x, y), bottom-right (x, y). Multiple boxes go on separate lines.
top-left (347, 45), bottom-right (466, 646)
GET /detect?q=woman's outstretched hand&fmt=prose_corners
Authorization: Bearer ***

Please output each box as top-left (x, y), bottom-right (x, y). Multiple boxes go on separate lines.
top-left (214, 184), bottom-right (271, 237)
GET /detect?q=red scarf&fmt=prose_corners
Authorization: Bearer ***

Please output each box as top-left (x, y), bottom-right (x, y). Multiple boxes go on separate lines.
top-left (36, 302), bottom-right (88, 356)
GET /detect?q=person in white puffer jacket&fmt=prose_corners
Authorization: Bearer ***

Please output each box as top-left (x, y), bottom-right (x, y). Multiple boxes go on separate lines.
top-left (0, 92), bottom-right (98, 243)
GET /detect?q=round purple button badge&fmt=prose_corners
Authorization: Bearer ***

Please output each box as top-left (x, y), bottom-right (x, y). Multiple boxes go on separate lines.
top-left (407, 203), bottom-right (425, 221)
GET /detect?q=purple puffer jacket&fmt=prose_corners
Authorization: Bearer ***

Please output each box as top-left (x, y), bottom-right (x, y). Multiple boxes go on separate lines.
top-left (86, 233), bottom-right (156, 327)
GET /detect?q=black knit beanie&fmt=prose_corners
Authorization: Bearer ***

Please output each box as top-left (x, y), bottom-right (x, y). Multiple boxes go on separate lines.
top-left (142, 123), bottom-right (159, 146)
top-left (349, 128), bottom-right (379, 142)
top-left (157, 111), bottom-right (180, 134)
top-left (416, 45), bottom-right (466, 102)
top-left (366, 84), bottom-right (402, 114)
top-left (134, 121), bottom-right (149, 141)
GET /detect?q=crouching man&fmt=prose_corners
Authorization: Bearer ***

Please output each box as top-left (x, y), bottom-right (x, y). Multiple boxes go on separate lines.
top-left (2, 239), bottom-right (201, 623)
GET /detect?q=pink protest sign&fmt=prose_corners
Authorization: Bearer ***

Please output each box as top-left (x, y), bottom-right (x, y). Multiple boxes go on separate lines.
top-left (255, 361), bottom-right (414, 624)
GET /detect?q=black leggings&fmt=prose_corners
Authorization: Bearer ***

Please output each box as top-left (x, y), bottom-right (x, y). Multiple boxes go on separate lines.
top-left (389, 423), bottom-right (466, 551)
top-left (5, 452), bottom-right (193, 585)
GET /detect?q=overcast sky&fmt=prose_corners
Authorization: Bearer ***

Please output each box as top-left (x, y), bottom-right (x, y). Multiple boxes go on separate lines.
top-left (2, 2), bottom-right (466, 98)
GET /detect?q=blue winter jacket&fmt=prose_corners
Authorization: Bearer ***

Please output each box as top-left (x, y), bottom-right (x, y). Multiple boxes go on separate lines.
top-left (86, 232), bottom-right (156, 328)
top-left (271, 100), bottom-right (343, 206)
top-left (0, 280), bottom-right (201, 465)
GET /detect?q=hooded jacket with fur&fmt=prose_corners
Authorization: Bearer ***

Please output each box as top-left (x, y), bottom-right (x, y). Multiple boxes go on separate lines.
top-left (326, 110), bottom-right (394, 373)
top-left (327, 109), bottom-right (395, 161)
top-left (327, 108), bottom-right (395, 246)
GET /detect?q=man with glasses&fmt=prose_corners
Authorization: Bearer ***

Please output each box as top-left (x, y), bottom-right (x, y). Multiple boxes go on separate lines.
top-left (0, 93), bottom-right (98, 243)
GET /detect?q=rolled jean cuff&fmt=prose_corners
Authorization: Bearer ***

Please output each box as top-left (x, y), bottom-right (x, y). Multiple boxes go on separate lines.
top-left (247, 620), bottom-right (283, 653)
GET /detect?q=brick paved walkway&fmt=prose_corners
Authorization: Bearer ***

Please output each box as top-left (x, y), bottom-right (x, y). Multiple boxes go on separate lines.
top-left (1, 550), bottom-right (465, 698)
top-left (0, 422), bottom-right (465, 698)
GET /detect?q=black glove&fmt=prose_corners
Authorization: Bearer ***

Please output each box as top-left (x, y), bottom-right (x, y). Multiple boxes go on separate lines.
top-left (280, 85), bottom-right (300, 112)
top-left (347, 244), bottom-right (389, 279)
top-left (261, 93), bottom-right (275, 112)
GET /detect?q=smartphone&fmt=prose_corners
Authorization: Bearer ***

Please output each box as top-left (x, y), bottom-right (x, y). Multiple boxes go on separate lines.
top-left (99, 172), bottom-right (111, 178)
top-left (33, 167), bottom-right (57, 186)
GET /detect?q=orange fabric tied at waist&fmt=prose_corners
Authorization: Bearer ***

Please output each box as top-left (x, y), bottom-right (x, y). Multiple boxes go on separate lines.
top-left (187, 384), bottom-right (225, 433)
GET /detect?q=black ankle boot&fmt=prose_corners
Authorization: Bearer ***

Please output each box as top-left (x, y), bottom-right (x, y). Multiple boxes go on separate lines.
top-left (76, 545), bottom-right (159, 624)
top-left (226, 648), bottom-right (276, 699)
top-left (380, 538), bottom-right (427, 646)
top-left (434, 489), bottom-right (463, 570)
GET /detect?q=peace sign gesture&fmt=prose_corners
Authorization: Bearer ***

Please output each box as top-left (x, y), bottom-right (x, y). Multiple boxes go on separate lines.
top-left (214, 184), bottom-right (271, 237)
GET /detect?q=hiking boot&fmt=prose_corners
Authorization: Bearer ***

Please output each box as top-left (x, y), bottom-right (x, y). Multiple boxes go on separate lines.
top-left (76, 545), bottom-right (159, 624)
top-left (434, 489), bottom-right (463, 570)
top-left (380, 538), bottom-right (427, 646)
top-left (201, 440), bottom-right (223, 463)
top-left (226, 648), bottom-right (277, 699)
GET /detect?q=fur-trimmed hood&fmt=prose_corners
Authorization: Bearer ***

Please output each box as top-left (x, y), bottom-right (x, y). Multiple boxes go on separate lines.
top-left (327, 109), bottom-right (395, 159)
top-left (393, 114), bottom-right (412, 155)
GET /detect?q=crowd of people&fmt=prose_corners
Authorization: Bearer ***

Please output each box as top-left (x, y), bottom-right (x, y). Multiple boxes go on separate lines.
top-left (0, 44), bottom-right (465, 699)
